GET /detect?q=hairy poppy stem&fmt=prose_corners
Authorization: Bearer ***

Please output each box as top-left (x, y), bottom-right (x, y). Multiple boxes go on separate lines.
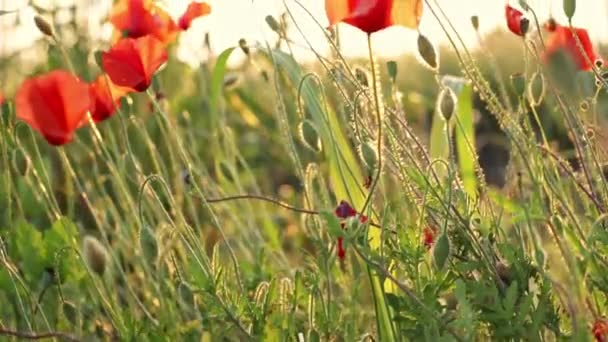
top-left (0, 327), bottom-right (79, 342)
top-left (361, 33), bottom-right (383, 214)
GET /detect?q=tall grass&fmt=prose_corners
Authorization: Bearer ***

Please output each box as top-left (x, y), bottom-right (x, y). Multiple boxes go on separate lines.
top-left (1, 1), bottom-right (608, 340)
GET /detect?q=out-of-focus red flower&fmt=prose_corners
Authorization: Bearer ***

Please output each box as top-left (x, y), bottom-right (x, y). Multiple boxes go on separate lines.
top-left (543, 25), bottom-right (599, 71)
top-left (0, 90), bottom-right (4, 105)
top-left (505, 5), bottom-right (527, 36)
top-left (337, 236), bottom-right (346, 260)
top-left (335, 200), bottom-right (357, 219)
top-left (423, 226), bottom-right (437, 249)
top-left (110, 0), bottom-right (178, 44)
top-left (102, 35), bottom-right (168, 92)
top-left (178, 2), bottom-right (211, 30)
top-left (89, 75), bottom-right (132, 122)
top-left (333, 200), bottom-right (370, 261)
top-left (326, 0), bottom-right (422, 34)
top-left (15, 70), bottom-right (90, 146)
top-left (593, 319), bottom-right (608, 342)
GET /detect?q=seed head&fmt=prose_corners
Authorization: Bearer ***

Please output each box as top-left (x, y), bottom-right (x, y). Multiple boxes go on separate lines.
top-left (265, 15), bottom-right (280, 32)
top-left (238, 38), bottom-right (250, 56)
top-left (470, 15), bottom-right (479, 31)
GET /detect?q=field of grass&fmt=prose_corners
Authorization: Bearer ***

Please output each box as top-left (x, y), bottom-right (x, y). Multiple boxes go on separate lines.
top-left (2, 1), bottom-right (608, 341)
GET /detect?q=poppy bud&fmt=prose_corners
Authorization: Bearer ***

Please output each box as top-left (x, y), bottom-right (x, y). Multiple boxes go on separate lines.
top-left (563, 0), bottom-right (576, 20)
top-left (386, 61), bottom-right (398, 82)
top-left (417, 34), bottom-right (438, 70)
top-left (510, 72), bottom-right (526, 97)
top-left (298, 120), bottom-right (322, 153)
top-left (433, 232), bottom-right (450, 270)
top-left (528, 71), bottom-right (545, 106)
top-left (519, 17), bottom-right (530, 36)
top-left (470, 16), bottom-right (479, 31)
top-left (34, 15), bottom-right (54, 37)
top-left (238, 38), bottom-right (250, 56)
top-left (438, 87), bottom-right (456, 121)
top-left (11, 150), bottom-right (30, 176)
top-left (359, 141), bottom-right (378, 169)
top-left (544, 18), bottom-right (557, 32)
top-left (266, 15), bottom-right (281, 32)
top-left (62, 301), bottom-right (78, 325)
top-left (83, 236), bottom-right (108, 276)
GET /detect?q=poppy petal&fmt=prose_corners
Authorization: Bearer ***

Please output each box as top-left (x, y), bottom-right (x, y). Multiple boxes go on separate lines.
top-left (544, 25), bottom-right (599, 71)
top-left (102, 39), bottom-right (146, 91)
top-left (178, 2), bottom-right (211, 30)
top-left (136, 35), bottom-right (168, 88)
top-left (325, 0), bottom-right (351, 26)
top-left (391, 0), bottom-right (422, 29)
top-left (110, 0), bottom-right (178, 44)
top-left (89, 75), bottom-right (132, 122)
top-left (15, 70), bottom-right (90, 145)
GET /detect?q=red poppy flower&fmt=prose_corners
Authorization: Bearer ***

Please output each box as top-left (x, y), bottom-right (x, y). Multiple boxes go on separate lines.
top-left (423, 226), bottom-right (437, 249)
top-left (15, 70), bottom-right (90, 146)
top-left (543, 25), bottom-right (599, 71)
top-left (594, 319), bottom-right (608, 342)
top-left (0, 90), bottom-right (4, 105)
top-left (326, 0), bottom-right (422, 34)
top-left (505, 5), bottom-right (527, 36)
top-left (102, 35), bottom-right (168, 92)
top-left (89, 75), bottom-right (132, 122)
top-left (110, 0), bottom-right (178, 44)
top-left (178, 2), bottom-right (211, 30)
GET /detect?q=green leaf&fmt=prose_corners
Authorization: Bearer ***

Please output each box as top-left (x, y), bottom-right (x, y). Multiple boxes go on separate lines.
top-left (453, 83), bottom-right (477, 199)
top-left (12, 220), bottom-right (46, 282)
top-left (209, 47), bottom-right (236, 130)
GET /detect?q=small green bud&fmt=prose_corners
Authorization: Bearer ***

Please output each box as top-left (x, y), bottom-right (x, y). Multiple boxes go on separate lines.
top-left (62, 301), bottom-right (78, 325)
top-left (265, 15), bottom-right (280, 32)
top-left (528, 71), bottom-right (545, 106)
top-left (563, 0), bottom-right (576, 20)
top-left (417, 34), bottom-right (438, 70)
top-left (298, 120), bottom-right (322, 153)
top-left (470, 16), bottom-right (479, 31)
top-left (359, 141), bottom-right (378, 169)
top-left (433, 232), bottom-right (450, 270)
top-left (438, 87), bottom-right (456, 121)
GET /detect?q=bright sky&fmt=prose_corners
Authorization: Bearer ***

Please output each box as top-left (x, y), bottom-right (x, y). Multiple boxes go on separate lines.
top-left (1, 0), bottom-right (608, 66)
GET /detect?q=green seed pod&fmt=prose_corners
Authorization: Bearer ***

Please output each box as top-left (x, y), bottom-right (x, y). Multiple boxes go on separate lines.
top-left (417, 34), bottom-right (438, 70)
top-left (83, 236), bottom-right (108, 276)
top-left (528, 71), bottom-right (545, 106)
top-left (510, 72), bottom-right (526, 97)
top-left (265, 15), bottom-right (280, 32)
top-left (386, 61), bottom-right (398, 82)
top-left (359, 141), bottom-right (378, 169)
top-left (433, 232), bottom-right (450, 270)
top-left (438, 87), bottom-right (456, 121)
top-left (563, 0), bottom-right (576, 20)
top-left (62, 301), bottom-right (78, 325)
top-left (470, 15), bottom-right (479, 31)
top-left (298, 120), bottom-right (322, 153)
